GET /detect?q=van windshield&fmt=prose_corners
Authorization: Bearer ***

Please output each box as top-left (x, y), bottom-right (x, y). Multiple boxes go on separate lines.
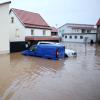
top-left (39, 43), bottom-right (50, 44)
top-left (29, 45), bottom-right (37, 51)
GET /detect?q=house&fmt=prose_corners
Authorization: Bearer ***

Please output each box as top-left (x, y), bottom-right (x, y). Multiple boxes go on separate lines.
top-left (51, 27), bottom-right (58, 36)
top-left (9, 8), bottom-right (60, 52)
top-left (0, 1), bottom-right (11, 54)
top-left (96, 19), bottom-right (100, 43)
top-left (58, 23), bottom-right (96, 43)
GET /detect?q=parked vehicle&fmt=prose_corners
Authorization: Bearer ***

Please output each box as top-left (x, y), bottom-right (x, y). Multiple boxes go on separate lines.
top-left (22, 44), bottom-right (65, 60)
top-left (65, 49), bottom-right (77, 57)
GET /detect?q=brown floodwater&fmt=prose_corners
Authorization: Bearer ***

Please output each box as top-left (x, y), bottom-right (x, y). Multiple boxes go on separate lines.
top-left (0, 43), bottom-right (100, 100)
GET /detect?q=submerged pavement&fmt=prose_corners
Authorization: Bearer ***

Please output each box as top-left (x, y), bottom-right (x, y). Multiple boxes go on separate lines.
top-left (0, 43), bottom-right (100, 100)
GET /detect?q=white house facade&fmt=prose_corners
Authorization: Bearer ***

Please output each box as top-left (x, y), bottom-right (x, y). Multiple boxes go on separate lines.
top-left (58, 23), bottom-right (96, 43)
top-left (0, 1), bottom-right (11, 54)
top-left (10, 9), bottom-right (51, 42)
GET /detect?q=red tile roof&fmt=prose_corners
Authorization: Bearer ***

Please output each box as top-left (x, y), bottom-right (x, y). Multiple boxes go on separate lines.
top-left (96, 19), bottom-right (100, 26)
top-left (10, 8), bottom-right (51, 29)
top-left (51, 27), bottom-right (58, 32)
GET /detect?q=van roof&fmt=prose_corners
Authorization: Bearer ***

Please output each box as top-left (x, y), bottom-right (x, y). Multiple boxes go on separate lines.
top-left (38, 44), bottom-right (64, 48)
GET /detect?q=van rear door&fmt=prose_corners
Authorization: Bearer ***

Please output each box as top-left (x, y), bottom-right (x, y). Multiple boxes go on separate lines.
top-left (56, 46), bottom-right (65, 59)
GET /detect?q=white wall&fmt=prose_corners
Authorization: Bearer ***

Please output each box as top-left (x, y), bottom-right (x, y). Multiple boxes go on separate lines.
top-left (86, 34), bottom-right (96, 43)
top-left (62, 35), bottom-right (84, 42)
top-left (58, 24), bottom-right (96, 37)
top-left (10, 11), bottom-right (26, 42)
top-left (62, 34), bottom-right (96, 43)
top-left (0, 4), bottom-right (10, 54)
top-left (25, 28), bottom-right (51, 36)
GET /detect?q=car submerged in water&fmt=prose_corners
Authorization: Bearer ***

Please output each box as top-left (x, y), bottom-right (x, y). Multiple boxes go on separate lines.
top-left (22, 42), bottom-right (77, 60)
top-left (22, 44), bottom-right (65, 60)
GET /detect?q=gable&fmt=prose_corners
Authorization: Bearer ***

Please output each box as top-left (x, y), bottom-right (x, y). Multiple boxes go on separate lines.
top-left (10, 8), bottom-right (51, 30)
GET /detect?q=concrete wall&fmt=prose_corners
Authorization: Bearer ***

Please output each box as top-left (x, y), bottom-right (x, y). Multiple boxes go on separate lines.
top-left (62, 34), bottom-right (84, 42)
top-left (62, 34), bottom-right (96, 43)
top-left (0, 3), bottom-right (10, 54)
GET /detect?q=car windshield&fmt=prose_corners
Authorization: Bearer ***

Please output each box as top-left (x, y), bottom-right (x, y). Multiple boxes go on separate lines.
top-left (29, 45), bottom-right (37, 51)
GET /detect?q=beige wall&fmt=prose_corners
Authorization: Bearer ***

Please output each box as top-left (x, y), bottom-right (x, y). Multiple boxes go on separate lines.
top-left (0, 3), bottom-right (10, 54)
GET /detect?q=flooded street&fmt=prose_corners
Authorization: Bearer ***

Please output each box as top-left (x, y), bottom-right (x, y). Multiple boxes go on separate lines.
top-left (0, 43), bottom-right (100, 100)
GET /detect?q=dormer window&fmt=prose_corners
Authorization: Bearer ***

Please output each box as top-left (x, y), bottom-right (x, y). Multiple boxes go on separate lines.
top-left (11, 17), bottom-right (14, 23)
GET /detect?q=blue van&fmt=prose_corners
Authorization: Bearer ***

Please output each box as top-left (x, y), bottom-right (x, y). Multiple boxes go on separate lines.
top-left (22, 44), bottom-right (65, 60)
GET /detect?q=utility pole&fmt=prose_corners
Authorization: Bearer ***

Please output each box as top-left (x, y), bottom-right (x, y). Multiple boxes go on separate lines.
top-left (84, 37), bottom-right (88, 55)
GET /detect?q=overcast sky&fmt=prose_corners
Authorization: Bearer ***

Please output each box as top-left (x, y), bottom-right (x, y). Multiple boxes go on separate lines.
top-left (1, 0), bottom-right (100, 27)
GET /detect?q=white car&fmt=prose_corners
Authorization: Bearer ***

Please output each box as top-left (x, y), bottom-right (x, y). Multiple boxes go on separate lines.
top-left (37, 41), bottom-right (77, 57)
top-left (65, 49), bottom-right (77, 57)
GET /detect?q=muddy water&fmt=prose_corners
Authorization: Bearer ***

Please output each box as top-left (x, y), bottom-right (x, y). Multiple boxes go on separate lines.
top-left (0, 43), bottom-right (100, 100)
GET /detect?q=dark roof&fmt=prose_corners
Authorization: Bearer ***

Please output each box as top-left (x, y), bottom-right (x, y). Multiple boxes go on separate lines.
top-left (59, 23), bottom-right (96, 30)
top-left (0, 1), bottom-right (11, 5)
top-left (10, 8), bottom-right (51, 30)
top-left (51, 27), bottom-right (58, 32)
top-left (96, 19), bottom-right (100, 26)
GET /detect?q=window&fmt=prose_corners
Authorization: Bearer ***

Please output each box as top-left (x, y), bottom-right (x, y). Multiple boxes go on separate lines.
top-left (11, 17), bottom-right (14, 23)
top-left (51, 32), bottom-right (58, 36)
top-left (31, 29), bottom-right (34, 35)
top-left (80, 36), bottom-right (83, 39)
top-left (87, 30), bottom-right (91, 33)
top-left (15, 29), bottom-right (20, 38)
top-left (43, 30), bottom-right (46, 35)
top-left (82, 29), bottom-right (86, 33)
top-left (69, 36), bottom-right (72, 39)
top-left (75, 36), bottom-right (77, 39)
top-left (62, 34), bottom-right (64, 37)
top-left (76, 29), bottom-right (79, 32)
top-left (30, 45), bottom-right (37, 51)
top-left (65, 36), bottom-right (67, 38)
top-left (75, 29), bottom-right (78, 32)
